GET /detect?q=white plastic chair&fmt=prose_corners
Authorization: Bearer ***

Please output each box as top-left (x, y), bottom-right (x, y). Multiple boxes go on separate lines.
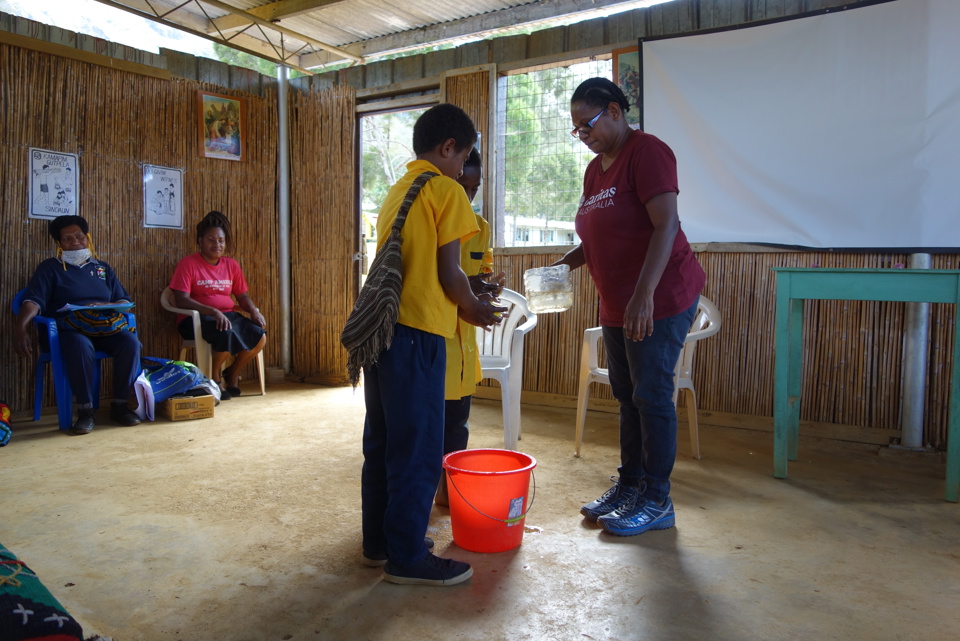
top-left (160, 287), bottom-right (265, 395)
top-left (476, 288), bottom-right (538, 450)
top-left (574, 296), bottom-right (721, 459)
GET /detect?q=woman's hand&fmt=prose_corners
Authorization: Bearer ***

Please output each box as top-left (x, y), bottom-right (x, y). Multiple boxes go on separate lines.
top-left (623, 292), bottom-right (655, 342)
top-left (214, 310), bottom-right (232, 332)
top-left (251, 310), bottom-right (266, 328)
top-left (14, 325), bottom-right (33, 358)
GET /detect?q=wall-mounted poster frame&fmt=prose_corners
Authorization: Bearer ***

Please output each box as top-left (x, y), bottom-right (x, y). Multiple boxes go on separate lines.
top-left (198, 90), bottom-right (245, 161)
top-left (143, 164), bottom-right (184, 229)
top-left (28, 148), bottom-right (79, 220)
top-left (612, 46), bottom-right (642, 127)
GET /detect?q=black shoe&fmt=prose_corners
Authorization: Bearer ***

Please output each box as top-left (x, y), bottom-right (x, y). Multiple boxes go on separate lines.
top-left (71, 408), bottom-right (96, 435)
top-left (226, 385), bottom-right (242, 398)
top-left (110, 403), bottom-right (141, 426)
top-left (215, 381), bottom-right (231, 400)
top-left (362, 537), bottom-right (435, 568)
top-left (383, 552), bottom-right (473, 586)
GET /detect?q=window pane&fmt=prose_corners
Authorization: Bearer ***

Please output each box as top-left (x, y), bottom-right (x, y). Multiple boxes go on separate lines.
top-left (498, 60), bottom-right (611, 247)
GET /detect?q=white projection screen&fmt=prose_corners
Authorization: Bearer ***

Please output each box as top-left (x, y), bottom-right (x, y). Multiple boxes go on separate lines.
top-left (641, 0), bottom-right (960, 249)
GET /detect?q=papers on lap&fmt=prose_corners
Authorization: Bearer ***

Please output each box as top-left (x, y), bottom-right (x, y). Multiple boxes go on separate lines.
top-left (57, 301), bottom-right (135, 312)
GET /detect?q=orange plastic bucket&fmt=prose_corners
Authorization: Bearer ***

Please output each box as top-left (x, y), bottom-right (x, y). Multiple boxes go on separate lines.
top-left (442, 449), bottom-right (537, 553)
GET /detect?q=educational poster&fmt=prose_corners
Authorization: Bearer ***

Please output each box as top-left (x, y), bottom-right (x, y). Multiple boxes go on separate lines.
top-left (28, 148), bottom-right (79, 220)
top-left (142, 164), bottom-right (184, 229)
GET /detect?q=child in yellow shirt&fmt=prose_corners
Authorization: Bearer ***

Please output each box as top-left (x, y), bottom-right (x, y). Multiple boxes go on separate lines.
top-left (360, 104), bottom-right (504, 586)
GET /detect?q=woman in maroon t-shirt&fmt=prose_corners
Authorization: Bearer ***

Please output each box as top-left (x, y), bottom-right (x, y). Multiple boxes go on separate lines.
top-left (555, 77), bottom-right (706, 537)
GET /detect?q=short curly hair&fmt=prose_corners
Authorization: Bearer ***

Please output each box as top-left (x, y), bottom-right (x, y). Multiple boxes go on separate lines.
top-left (413, 104), bottom-right (477, 155)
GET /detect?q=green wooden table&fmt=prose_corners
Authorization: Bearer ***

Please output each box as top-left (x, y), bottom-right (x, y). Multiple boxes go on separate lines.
top-left (772, 268), bottom-right (960, 502)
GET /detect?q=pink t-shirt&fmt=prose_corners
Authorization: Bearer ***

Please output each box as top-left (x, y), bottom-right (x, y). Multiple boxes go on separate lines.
top-left (575, 130), bottom-right (706, 326)
top-left (169, 253), bottom-right (249, 320)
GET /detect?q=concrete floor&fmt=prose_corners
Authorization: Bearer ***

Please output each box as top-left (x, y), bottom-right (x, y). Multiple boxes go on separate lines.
top-left (1, 382), bottom-right (958, 641)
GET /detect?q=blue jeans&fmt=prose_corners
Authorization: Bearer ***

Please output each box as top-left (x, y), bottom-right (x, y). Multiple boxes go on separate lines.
top-left (361, 324), bottom-right (445, 566)
top-left (602, 297), bottom-right (699, 503)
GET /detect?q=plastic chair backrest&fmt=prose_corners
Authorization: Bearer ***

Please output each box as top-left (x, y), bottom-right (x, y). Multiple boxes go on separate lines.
top-left (476, 288), bottom-right (536, 360)
top-left (677, 296), bottom-right (722, 379)
top-left (160, 287), bottom-right (212, 378)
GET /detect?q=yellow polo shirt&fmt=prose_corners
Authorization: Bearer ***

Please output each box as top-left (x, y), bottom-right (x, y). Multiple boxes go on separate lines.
top-left (445, 214), bottom-right (492, 400)
top-left (376, 160), bottom-right (478, 338)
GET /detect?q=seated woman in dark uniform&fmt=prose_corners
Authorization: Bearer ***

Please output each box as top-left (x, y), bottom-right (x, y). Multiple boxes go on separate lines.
top-left (13, 215), bottom-right (142, 434)
top-left (168, 211), bottom-right (266, 400)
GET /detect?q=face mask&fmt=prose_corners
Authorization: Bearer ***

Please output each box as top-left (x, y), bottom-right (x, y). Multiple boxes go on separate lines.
top-left (61, 248), bottom-right (92, 266)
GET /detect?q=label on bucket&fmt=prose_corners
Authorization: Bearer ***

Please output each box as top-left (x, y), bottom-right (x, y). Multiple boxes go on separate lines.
top-left (506, 497), bottom-right (524, 526)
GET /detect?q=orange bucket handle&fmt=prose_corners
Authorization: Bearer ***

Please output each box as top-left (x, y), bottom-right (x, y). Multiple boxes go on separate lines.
top-left (446, 470), bottom-right (536, 524)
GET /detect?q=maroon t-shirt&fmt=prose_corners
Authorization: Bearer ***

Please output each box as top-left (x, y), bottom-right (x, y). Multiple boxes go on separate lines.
top-left (575, 130), bottom-right (706, 326)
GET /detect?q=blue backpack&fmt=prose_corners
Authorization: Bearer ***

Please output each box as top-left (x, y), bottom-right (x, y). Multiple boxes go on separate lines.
top-left (141, 358), bottom-right (206, 403)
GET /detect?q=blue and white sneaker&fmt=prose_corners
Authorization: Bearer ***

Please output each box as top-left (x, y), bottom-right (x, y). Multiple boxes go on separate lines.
top-left (580, 477), bottom-right (643, 522)
top-left (598, 496), bottom-right (676, 536)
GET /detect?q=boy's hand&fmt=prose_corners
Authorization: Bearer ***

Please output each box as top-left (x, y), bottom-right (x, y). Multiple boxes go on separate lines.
top-left (468, 271), bottom-right (506, 298)
top-left (459, 297), bottom-right (507, 328)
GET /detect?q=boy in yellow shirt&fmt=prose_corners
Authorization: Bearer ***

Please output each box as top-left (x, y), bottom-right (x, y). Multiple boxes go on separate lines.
top-left (360, 104), bottom-right (504, 586)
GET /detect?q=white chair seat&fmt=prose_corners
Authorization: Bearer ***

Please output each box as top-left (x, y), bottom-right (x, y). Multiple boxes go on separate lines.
top-left (476, 288), bottom-right (538, 450)
top-left (160, 287), bottom-right (265, 395)
top-left (574, 296), bottom-right (721, 459)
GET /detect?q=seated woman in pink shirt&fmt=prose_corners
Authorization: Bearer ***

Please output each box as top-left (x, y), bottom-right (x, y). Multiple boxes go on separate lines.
top-left (169, 211), bottom-right (266, 399)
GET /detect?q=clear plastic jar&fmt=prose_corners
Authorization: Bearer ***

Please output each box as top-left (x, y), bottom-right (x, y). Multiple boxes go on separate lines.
top-left (523, 265), bottom-right (574, 313)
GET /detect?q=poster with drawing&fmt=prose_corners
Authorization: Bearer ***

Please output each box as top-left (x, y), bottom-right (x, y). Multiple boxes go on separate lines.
top-left (143, 164), bottom-right (184, 229)
top-left (29, 148), bottom-right (79, 220)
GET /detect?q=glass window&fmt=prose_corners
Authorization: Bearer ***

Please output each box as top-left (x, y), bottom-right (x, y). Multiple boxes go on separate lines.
top-left (496, 60), bottom-right (611, 247)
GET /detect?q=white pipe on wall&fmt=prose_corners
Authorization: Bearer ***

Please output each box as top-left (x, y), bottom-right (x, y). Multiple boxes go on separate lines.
top-left (277, 64), bottom-right (292, 373)
top-left (899, 253), bottom-right (932, 449)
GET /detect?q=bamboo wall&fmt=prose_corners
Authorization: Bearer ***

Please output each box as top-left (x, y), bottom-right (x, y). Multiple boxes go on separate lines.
top-left (0, 41), bottom-right (280, 411)
top-left (289, 85), bottom-right (357, 384)
top-left (484, 249), bottom-right (958, 449)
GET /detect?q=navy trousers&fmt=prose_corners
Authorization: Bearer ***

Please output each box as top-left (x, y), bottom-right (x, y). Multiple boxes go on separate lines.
top-left (361, 324), bottom-right (445, 566)
top-left (58, 328), bottom-right (142, 405)
top-left (443, 396), bottom-right (472, 455)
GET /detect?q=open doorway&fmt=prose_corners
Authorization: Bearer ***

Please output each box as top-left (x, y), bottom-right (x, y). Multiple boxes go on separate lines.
top-left (358, 107), bottom-right (427, 280)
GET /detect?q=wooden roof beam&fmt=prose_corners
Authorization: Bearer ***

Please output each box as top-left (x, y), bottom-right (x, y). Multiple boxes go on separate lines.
top-left (209, 0), bottom-right (350, 36)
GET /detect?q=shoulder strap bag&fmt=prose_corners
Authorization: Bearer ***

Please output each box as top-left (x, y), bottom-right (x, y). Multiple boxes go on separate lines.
top-left (340, 171), bottom-right (438, 386)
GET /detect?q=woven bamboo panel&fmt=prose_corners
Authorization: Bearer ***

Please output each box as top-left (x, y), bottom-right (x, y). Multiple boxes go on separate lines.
top-left (488, 250), bottom-right (957, 449)
top-left (288, 84), bottom-right (357, 384)
top-left (1, 42), bottom-right (279, 413)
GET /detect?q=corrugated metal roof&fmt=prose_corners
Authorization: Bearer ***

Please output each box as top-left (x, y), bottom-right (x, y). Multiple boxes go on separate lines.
top-left (96, 0), bottom-right (663, 72)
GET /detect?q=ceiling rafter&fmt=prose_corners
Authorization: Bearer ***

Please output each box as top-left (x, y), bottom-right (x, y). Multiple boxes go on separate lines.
top-left (92, 0), bottom-right (362, 70)
top-left (209, 0), bottom-right (349, 36)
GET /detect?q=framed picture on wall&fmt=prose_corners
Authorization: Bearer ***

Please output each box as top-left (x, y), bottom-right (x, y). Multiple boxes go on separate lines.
top-left (612, 46), bottom-right (642, 127)
top-left (198, 90), bottom-right (245, 161)
top-left (142, 164), bottom-right (184, 229)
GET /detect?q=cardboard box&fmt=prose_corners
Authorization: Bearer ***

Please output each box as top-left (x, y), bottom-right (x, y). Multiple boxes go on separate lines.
top-left (161, 394), bottom-right (215, 421)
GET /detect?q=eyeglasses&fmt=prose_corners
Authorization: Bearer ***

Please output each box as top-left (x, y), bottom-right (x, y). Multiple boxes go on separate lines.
top-left (570, 108), bottom-right (607, 138)
top-left (60, 232), bottom-right (87, 244)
